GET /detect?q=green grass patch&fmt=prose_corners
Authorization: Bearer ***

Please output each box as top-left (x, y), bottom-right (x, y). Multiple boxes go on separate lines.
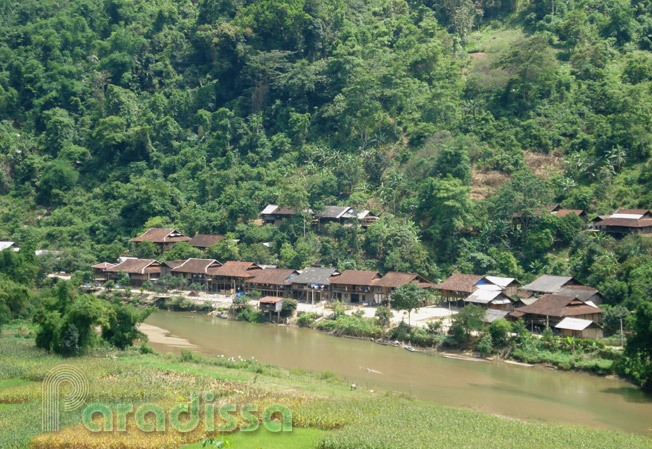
top-left (0, 378), bottom-right (33, 389)
top-left (182, 428), bottom-right (326, 449)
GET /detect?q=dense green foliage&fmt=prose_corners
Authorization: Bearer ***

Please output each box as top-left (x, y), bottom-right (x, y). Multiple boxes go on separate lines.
top-left (0, 0), bottom-right (648, 290)
top-left (0, 0), bottom-right (650, 385)
top-left (31, 280), bottom-right (148, 354)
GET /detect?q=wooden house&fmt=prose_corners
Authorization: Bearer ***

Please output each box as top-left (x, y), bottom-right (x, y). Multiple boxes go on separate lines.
top-left (519, 275), bottom-right (585, 299)
top-left (436, 274), bottom-right (484, 302)
top-left (0, 241), bottom-right (20, 252)
top-left (208, 261), bottom-right (262, 294)
top-left (91, 262), bottom-right (115, 283)
top-left (342, 209), bottom-right (380, 227)
top-left (259, 296), bottom-right (285, 321)
top-left (591, 209), bottom-right (652, 236)
top-left (464, 289), bottom-right (515, 311)
top-left (260, 205), bottom-right (299, 225)
top-left (130, 228), bottom-right (190, 252)
top-left (484, 276), bottom-right (519, 297)
top-left (554, 317), bottom-right (604, 339)
top-left (188, 234), bottom-right (225, 251)
top-left (245, 268), bottom-right (297, 297)
top-left (105, 258), bottom-right (162, 287)
top-left (171, 258), bottom-right (222, 291)
top-left (329, 270), bottom-right (382, 304)
top-left (289, 267), bottom-right (338, 303)
top-left (314, 206), bottom-right (351, 225)
top-left (509, 294), bottom-right (604, 330)
top-left (374, 272), bottom-right (435, 305)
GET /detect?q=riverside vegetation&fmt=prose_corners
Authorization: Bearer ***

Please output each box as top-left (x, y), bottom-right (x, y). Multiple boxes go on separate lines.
top-left (1, 0), bottom-right (652, 445)
top-left (1, 334), bottom-right (651, 449)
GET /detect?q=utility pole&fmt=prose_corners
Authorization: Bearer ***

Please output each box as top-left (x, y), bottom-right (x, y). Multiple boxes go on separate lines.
top-left (620, 317), bottom-right (624, 347)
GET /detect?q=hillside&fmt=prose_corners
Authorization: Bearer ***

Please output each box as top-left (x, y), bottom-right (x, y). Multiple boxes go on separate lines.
top-left (0, 0), bottom-right (651, 307)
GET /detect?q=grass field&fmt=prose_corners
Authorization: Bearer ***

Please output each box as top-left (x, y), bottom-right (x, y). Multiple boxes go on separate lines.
top-left (1, 338), bottom-right (651, 449)
top-left (182, 428), bottom-right (326, 449)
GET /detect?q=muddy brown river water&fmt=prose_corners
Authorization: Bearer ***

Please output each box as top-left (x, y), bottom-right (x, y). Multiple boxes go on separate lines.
top-left (143, 310), bottom-right (652, 436)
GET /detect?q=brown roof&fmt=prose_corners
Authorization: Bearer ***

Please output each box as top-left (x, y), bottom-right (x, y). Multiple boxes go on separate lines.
top-left (91, 262), bottom-right (115, 270)
top-left (172, 258), bottom-right (222, 274)
top-left (164, 260), bottom-right (186, 269)
top-left (245, 268), bottom-right (296, 285)
top-left (130, 228), bottom-right (190, 244)
top-left (188, 234), bottom-right (225, 248)
top-left (375, 272), bottom-right (431, 288)
top-left (259, 296), bottom-right (284, 304)
top-left (513, 294), bottom-right (603, 318)
top-left (593, 218), bottom-right (652, 228)
top-left (329, 270), bottom-right (381, 286)
top-left (210, 261), bottom-right (261, 278)
top-left (437, 273), bottom-right (484, 293)
top-left (615, 209), bottom-right (651, 215)
top-left (555, 209), bottom-right (585, 218)
top-left (106, 259), bottom-right (160, 274)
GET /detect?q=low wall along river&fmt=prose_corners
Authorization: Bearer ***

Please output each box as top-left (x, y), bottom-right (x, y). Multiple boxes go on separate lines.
top-left (143, 310), bottom-right (652, 436)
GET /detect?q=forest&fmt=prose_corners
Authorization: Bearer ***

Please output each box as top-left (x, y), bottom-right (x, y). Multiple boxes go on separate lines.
top-left (0, 0), bottom-right (651, 369)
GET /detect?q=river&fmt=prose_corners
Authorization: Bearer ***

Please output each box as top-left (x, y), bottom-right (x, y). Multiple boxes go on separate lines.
top-left (143, 310), bottom-right (652, 436)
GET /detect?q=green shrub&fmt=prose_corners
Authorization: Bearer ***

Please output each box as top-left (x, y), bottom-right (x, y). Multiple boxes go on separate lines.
top-left (297, 312), bottom-right (318, 327)
top-left (237, 306), bottom-right (264, 323)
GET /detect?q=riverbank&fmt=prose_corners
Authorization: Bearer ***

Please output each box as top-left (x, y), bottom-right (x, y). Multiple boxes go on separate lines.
top-left (1, 336), bottom-right (651, 449)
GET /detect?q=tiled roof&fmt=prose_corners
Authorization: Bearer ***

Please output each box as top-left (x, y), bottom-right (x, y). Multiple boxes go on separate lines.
top-left (437, 273), bottom-right (484, 293)
top-left (593, 218), bottom-right (652, 228)
top-left (513, 294), bottom-right (603, 318)
top-left (130, 228), bottom-right (190, 244)
top-left (172, 258), bottom-right (222, 274)
top-left (329, 270), bottom-right (381, 286)
top-left (210, 261), bottom-right (261, 278)
top-left (245, 268), bottom-right (296, 285)
top-left (91, 262), bottom-right (115, 270)
top-left (106, 259), bottom-right (159, 274)
top-left (259, 296), bottom-right (284, 304)
top-left (188, 234), bottom-right (225, 248)
top-left (375, 272), bottom-right (431, 288)
top-left (555, 209), bottom-right (585, 218)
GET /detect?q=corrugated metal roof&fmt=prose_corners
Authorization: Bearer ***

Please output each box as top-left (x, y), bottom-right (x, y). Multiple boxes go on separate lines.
top-left (555, 317), bottom-right (593, 331)
top-left (315, 206), bottom-right (351, 219)
top-left (261, 204), bottom-right (279, 215)
top-left (485, 276), bottom-right (515, 288)
top-left (0, 241), bottom-right (18, 251)
top-left (484, 309), bottom-right (509, 323)
top-left (520, 275), bottom-right (575, 293)
top-left (289, 267), bottom-right (339, 285)
top-left (465, 289), bottom-right (502, 304)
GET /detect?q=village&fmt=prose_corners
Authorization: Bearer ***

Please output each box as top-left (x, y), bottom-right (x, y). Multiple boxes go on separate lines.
top-left (84, 205), bottom-right (652, 341)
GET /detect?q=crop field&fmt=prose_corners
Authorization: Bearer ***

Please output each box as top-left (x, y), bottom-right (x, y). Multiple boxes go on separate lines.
top-left (1, 338), bottom-right (651, 449)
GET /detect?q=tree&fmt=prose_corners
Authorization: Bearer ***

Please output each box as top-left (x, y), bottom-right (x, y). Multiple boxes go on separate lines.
top-left (375, 306), bottom-right (393, 329)
top-left (449, 304), bottom-right (485, 342)
top-left (418, 176), bottom-right (472, 263)
top-left (390, 283), bottom-right (426, 326)
top-left (102, 302), bottom-right (153, 349)
top-left (489, 318), bottom-right (512, 346)
top-left (208, 233), bottom-right (240, 261)
top-left (618, 302), bottom-right (652, 390)
top-left (165, 242), bottom-right (203, 261)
